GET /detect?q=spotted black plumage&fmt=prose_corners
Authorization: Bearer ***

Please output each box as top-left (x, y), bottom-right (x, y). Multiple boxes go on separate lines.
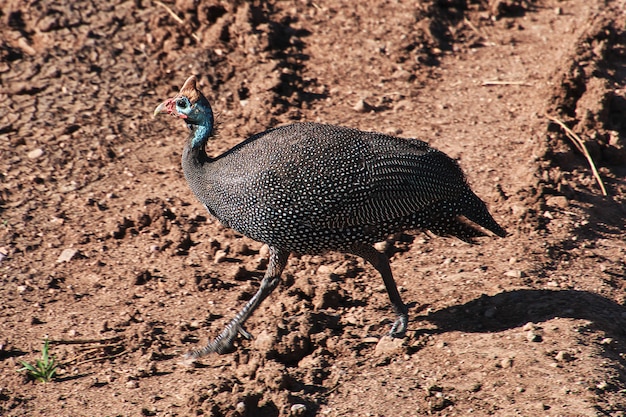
top-left (155, 76), bottom-right (506, 359)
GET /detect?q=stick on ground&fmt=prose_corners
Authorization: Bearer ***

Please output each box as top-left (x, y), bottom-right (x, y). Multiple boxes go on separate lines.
top-left (547, 115), bottom-right (608, 196)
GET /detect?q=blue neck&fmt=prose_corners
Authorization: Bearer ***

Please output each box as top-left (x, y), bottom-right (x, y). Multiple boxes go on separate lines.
top-left (190, 124), bottom-right (212, 150)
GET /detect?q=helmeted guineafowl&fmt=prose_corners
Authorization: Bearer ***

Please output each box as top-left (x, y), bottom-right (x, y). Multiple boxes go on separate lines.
top-left (154, 75), bottom-right (506, 359)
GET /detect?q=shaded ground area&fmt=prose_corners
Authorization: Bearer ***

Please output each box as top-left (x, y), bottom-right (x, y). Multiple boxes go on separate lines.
top-left (1, 0), bottom-right (626, 415)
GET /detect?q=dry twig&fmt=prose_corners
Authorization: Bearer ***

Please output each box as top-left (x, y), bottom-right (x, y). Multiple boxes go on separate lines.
top-left (154, 0), bottom-right (201, 42)
top-left (547, 115), bottom-right (608, 196)
top-left (464, 17), bottom-right (488, 40)
top-left (49, 337), bottom-right (122, 345)
top-left (73, 350), bottom-right (128, 367)
top-left (482, 80), bottom-right (531, 86)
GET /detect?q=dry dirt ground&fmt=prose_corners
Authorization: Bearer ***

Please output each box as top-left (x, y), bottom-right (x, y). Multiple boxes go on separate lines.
top-left (2, 0), bottom-right (626, 416)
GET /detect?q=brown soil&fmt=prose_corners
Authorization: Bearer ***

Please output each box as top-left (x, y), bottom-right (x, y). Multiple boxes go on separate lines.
top-left (1, 0), bottom-right (626, 416)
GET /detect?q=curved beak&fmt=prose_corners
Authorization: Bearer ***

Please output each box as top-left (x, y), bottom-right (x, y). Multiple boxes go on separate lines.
top-left (153, 98), bottom-right (176, 118)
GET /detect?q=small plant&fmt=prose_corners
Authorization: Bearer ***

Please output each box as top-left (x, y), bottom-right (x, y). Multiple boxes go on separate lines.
top-left (19, 338), bottom-right (58, 383)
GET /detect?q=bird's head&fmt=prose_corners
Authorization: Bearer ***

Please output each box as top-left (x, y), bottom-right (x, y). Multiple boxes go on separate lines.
top-left (154, 75), bottom-right (214, 129)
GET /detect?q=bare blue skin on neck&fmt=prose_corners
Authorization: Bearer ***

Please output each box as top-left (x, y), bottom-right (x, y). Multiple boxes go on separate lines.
top-left (189, 123), bottom-right (212, 150)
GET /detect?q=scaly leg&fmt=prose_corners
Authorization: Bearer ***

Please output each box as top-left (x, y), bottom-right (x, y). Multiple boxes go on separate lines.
top-left (184, 246), bottom-right (290, 359)
top-left (350, 243), bottom-right (408, 337)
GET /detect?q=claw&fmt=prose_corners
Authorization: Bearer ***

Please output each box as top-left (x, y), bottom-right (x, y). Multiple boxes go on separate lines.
top-left (389, 314), bottom-right (408, 338)
top-left (183, 323), bottom-right (243, 359)
top-left (237, 325), bottom-right (253, 340)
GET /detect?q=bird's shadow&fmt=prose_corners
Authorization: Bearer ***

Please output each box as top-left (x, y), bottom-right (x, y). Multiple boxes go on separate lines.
top-left (416, 289), bottom-right (626, 339)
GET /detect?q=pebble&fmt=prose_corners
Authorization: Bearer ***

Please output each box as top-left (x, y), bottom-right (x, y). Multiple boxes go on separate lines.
top-left (555, 351), bottom-right (572, 362)
top-left (374, 240), bottom-right (391, 252)
top-left (374, 335), bottom-right (405, 356)
top-left (259, 244), bottom-right (270, 259)
top-left (353, 99), bottom-right (373, 113)
top-left (316, 264), bottom-right (333, 277)
top-left (596, 381), bottom-right (609, 390)
top-left (290, 404), bottom-right (307, 416)
top-left (500, 357), bottom-right (513, 368)
top-left (235, 401), bottom-right (246, 415)
top-left (526, 330), bottom-right (542, 342)
top-left (252, 330), bottom-right (275, 352)
top-left (504, 270), bottom-right (525, 278)
top-left (214, 249), bottom-right (228, 263)
top-left (57, 248), bottom-right (78, 263)
top-left (546, 195), bottom-right (568, 208)
top-left (125, 380), bottom-right (139, 389)
top-left (599, 337), bottom-right (613, 346)
top-left (27, 148), bottom-right (44, 159)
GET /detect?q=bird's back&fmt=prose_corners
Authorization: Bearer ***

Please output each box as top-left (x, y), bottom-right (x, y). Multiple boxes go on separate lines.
top-left (189, 122), bottom-right (505, 253)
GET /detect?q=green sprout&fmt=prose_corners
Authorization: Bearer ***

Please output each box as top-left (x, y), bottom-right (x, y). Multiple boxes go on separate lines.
top-left (19, 338), bottom-right (58, 383)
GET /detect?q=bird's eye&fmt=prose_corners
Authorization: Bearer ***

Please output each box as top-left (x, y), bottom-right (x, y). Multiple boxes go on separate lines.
top-left (176, 99), bottom-right (188, 109)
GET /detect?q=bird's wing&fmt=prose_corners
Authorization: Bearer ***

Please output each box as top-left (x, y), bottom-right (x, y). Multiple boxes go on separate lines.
top-left (317, 145), bottom-right (468, 228)
top-left (256, 129), bottom-right (468, 229)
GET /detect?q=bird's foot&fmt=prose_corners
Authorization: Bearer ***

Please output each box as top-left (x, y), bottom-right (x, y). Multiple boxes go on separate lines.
top-left (183, 323), bottom-right (253, 361)
top-left (389, 313), bottom-right (408, 338)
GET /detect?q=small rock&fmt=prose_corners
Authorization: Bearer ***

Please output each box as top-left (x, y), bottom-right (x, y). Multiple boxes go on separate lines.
top-left (57, 248), bottom-right (78, 263)
top-left (0, 247), bottom-right (7, 263)
top-left (235, 401), bottom-right (246, 415)
top-left (526, 330), bottom-right (542, 342)
top-left (259, 244), bottom-right (270, 259)
top-left (252, 330), bottom-right (275, 352)
top-left (374, 240), bottom-right (391, 252)
top-left (126, 380), bottom-right (139, 389)
top-left (290, 404), bottom-right (307, 416)
top-left (522, 322), bottom-right (536, 331)
top-left (555, 351), bottom-right (572, 362)
top-left (374, 335), bottom-right (405, 356)
top-left (504, 270), bottom-right (525, 278)
top-left (353, 99), bottom-right (373, 113)
top-left (599, 337), bottom-right (614, 346)
top-left (500, 357), bottom-right (513, 368)
top-left (214, 249), bottom-right (228, 263)
top-left (316, 265), bottom-right (333, 277)
top-left (545, 195), bottom-right (568, 208)
top-left (28, 148), bottom-right (44, 159)
top-left (134, 270), bottom-right (152, 285)
top-left (332, 263), bottom-right (353, 278)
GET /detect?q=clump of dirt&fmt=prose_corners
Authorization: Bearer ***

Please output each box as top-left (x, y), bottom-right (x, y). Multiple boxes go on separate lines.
top-left (547, 12), bottom-right (626, 178)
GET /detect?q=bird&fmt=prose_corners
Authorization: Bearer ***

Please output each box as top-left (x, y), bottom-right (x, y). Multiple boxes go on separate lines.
top-left (154, 75), bottom-right (506, 359)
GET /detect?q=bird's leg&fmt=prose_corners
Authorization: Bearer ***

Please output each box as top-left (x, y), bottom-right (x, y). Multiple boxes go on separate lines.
top-left (184, 247), bottom-right (290, 359)
top-left (350, 243), bottom-right (409, 337)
